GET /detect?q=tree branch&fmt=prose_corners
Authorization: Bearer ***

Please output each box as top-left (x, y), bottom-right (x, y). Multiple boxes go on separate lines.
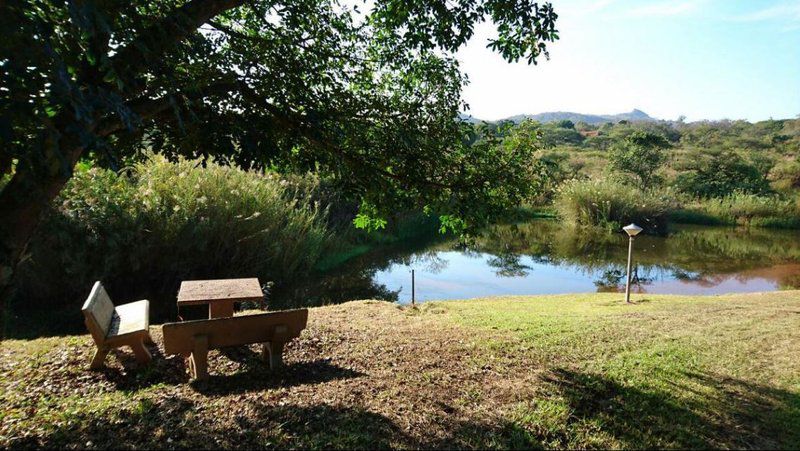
top-left (111, 0), bottom-right (245, 80)
top-left (232, 83), bottom-right (459, 190)
top-left (95, 81), bottom-right (241, 137)
top-left (97, 78), bottom-right (467, 192)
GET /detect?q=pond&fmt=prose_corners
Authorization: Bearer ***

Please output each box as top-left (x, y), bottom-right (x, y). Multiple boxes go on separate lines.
top-left (275, 220), bottom-right (800, 307)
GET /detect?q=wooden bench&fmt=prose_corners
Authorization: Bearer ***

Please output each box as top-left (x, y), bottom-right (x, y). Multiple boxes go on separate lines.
top-left (161, 309), bottom-right (308, 381)
top-left (82, 281), bottom-right (154, 369)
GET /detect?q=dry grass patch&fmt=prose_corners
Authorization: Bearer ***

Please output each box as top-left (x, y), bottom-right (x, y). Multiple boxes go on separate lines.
top-left (1, 301), bottom-right (539, 449)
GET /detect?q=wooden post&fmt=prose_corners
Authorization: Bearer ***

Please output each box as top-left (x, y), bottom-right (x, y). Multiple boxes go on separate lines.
top-left (262, 325), bottom-right (288, 369)
top-left (411, 269), bottom-right (415, 306)
top-left (131, 338), bottom-right (152, 364)
top-left (625, 236), bottom-right (634, 303)
top-left (190, 335), bottom-right (209, 380)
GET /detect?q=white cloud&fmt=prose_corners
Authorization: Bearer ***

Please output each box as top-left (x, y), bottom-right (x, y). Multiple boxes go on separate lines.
top-left (627, 0), bottom-right (701, 17)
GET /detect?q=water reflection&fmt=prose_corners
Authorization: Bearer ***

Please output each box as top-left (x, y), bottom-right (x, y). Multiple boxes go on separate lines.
top-left (275, 220), bottom-right (800, 306)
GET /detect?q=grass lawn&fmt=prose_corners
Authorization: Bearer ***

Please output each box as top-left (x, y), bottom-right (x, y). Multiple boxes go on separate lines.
top-left (2, 291), bottom-right (800, 448)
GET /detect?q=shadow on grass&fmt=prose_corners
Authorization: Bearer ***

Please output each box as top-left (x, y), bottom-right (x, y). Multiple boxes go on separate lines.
top-left (97, 348), bottom-right (362, 395)
top-left (89, 341), bottom-right (363, 395)
top-left (192, 359), bottom-right (365, 395)
top-left (9, 401), bottom-right (410, 449)
top-left (97, 343), bottom-right (190, 390)
top-left (8, 364), bottom-right (799, 449)
top-left (511, 367), bottom-right (800, 449)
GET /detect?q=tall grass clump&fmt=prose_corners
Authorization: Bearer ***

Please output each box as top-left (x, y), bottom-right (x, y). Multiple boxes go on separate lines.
top-left (14, 156), bottom-right (333, 320)
top-left (554, 178), bottom-right (675, 234)
top-left (679, 193), bottom-right (800, 229)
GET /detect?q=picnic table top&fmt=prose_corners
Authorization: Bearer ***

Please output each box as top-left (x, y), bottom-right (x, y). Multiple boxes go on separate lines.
top-left (177, 278), bottom-right (263, 305)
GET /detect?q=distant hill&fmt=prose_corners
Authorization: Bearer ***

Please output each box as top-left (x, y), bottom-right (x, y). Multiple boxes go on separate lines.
top-left (461, 109), bottom-right (658, 125)
top-left (458, 113), bottom-right (484, 124)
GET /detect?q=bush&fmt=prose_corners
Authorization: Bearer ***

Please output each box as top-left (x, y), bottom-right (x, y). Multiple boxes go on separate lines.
top-left (13, 156), bottom-right (333, 319)
top-left (673, 151), bottom-right (771, 198)
top-left (770, 160), bottom-right (800, 191)
top-left (554, 178), bottom-right (676, 234)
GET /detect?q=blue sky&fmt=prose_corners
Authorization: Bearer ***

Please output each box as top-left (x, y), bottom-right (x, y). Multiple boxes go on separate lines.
top-left (456, 0), bottom-right (800, 122)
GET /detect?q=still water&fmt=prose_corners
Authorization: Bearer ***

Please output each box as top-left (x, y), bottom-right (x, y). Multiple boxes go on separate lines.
top-left (291, 220), bottom-right (800, 306)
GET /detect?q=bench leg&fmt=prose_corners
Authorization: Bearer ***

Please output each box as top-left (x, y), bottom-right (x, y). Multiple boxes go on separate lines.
top-left (190, 335), bottom-right (209, 381)
top-left (262, 341), bottom-right (285, 369)
top-left (90, 347), bottom-right (110, 370)
top-left (131, 339), bottom-right (152, 365)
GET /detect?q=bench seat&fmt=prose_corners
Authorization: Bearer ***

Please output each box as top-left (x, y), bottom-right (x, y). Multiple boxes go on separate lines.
top-left (82, 282), bottom-right (153, 369)
top-left (106, 300), bottom-right (150, 340)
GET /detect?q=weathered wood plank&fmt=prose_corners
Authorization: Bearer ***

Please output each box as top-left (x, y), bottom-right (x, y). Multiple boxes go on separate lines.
top-left (162, 309), bottom-right (307, 380)
top-left (177, 278), bottom-right (263, 305)
top-left (161, 309), bottom-right (308, 356)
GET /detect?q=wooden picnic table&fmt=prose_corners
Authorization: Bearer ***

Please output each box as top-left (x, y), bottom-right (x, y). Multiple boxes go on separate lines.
top-left (177, 278), bottom-right (263, 319)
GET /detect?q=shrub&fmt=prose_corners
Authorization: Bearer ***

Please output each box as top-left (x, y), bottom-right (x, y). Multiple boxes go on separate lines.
top-left (13, 156), bottom-right (333, 319)
top-left (554, 178), bottom-right (676, 234)
top-left (770, 160), bottom-right (800, 190)
top-left (673, 151), bottom-right (771, 198)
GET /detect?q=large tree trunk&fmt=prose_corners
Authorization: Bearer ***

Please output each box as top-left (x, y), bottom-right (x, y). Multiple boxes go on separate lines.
top-left (0, 140), bottom-right (83, 326)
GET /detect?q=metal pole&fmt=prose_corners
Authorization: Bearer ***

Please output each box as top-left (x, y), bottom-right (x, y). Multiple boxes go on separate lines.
top-left (625, 236), bottom-right (634, 303)
top-left (411, 269), bottom-right (416, 306)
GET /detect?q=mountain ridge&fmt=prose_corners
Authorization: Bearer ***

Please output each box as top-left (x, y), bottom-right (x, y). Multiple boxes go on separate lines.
top-left (460, 109), bottom-right (658, 125)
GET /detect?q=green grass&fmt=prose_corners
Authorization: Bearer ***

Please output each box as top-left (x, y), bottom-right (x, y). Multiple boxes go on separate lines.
top-left (671, 193), bottom-right (800, 229)
top-left (433, 292), bottom-right (800, 448)
top-left (2, 292), bottom-right (799, 448)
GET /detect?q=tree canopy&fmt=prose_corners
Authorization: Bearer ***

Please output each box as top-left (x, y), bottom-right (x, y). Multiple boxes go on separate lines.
top-left (607, 131), bottom-right (670, 189)
top-left (0, 0), bottom-right (558, 300)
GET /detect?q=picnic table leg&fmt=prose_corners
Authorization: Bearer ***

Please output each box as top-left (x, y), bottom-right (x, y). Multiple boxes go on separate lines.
top-left (90, 346), bottom-right (110, 370)
top-left (209, 301), bottom-right (235, 319)
top-left (190, 335), bottom-right (209, 380)
top-left (262, 342), bottom-right (285, 369)
top-left (262, 325), bottom-right (288, 369)
top-left (131, 338), bottom-right (152, 365)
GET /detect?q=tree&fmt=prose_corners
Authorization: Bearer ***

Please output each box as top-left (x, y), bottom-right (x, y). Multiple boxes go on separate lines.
top-left (607, 131), bottom-right (670, 188)
top-left (539, 123), bottom-right (584, 148)
top-left (0, 1), bottom-right (559, 304)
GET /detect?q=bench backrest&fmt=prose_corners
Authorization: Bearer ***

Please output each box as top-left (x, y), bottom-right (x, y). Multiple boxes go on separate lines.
top-left (82, 281), bottom-right (115, 344)
top-left (161, 309), bottom-right (308, 355)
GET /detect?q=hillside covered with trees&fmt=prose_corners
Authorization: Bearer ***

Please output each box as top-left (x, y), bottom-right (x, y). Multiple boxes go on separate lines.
top-left (474, 115), bottom-right (800, 232)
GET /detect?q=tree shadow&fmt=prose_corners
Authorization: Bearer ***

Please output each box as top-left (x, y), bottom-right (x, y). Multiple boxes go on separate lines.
top-left (94, 341), bottom-right (364, 395)
top-left (679, 370), bottom-right (800, 448)
top-left (527, 367), bottom-right (800, 448)
top-left (96, 343), bottom-right (190, 390)
top-left (9, 400), bottom-right (411, 449)
top-left (191, 359), bottom-right (364, 395)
